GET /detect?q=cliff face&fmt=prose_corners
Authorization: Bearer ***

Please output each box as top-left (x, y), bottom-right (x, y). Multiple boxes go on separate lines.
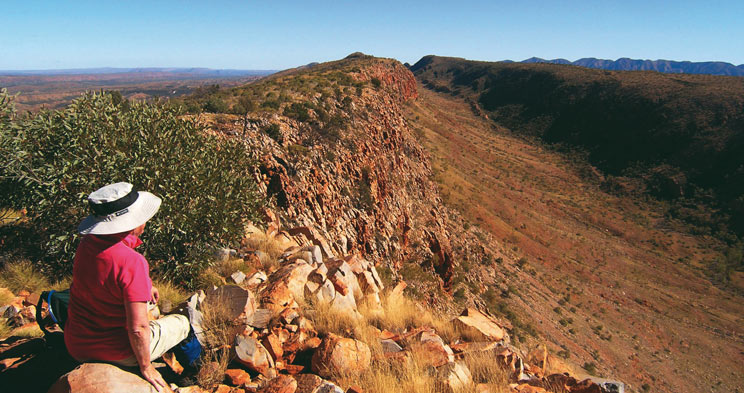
top-left (219, 57), bottom-right (457, 291)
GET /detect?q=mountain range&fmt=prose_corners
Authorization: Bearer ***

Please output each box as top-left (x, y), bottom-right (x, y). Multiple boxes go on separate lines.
top-left (0, 67), bottom-right (275, 76)
top-left (519, 57), bottom-right (744, 76)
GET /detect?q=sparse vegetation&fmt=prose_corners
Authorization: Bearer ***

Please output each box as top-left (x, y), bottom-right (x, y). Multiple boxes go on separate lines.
top-left (0, 90), bottom-right (264, 287)
top-left (0, 259), bottom-right (49, 294)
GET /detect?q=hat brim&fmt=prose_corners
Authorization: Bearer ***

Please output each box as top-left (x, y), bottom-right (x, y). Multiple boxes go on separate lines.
top-left (78, 191), bottom-right (162, 235)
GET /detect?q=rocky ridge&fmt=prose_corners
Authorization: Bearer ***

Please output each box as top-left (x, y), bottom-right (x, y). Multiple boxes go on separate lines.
top-left (3, 212), bottom-right (618, 393)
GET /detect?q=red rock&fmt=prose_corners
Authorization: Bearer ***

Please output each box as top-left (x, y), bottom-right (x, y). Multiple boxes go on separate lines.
top-left (257, 375), bottom-right (297, 393)
top-left (410, 330), bottom-right (454, 367)
top-left (280, 364), bottom-right (305, 375)
top-left (0, 357), bottom-right (21, 370)
top-left (47, 363), bottom-right (173, 393)
top-left (225, 369), bottom-right (253, 387)
top-left (514, 384), bottom-right (547, 393)
top-left (235, 333), bottom-right (275, 376)
top-left (453, 308), bottom-right (505, 342)
top-left (294, 374), bottom-right (323, 393)
top-left (262, 333), bottom-right (284, 361)
top-left (311, 334), bottom-right (371, 378)
top-left (214, 385), bottom-right (232, 393)
top-left (162, 352), bottom-right (184, 374)
top-left (346, 386), bottom-right (364, 393)
top-left (570, 379), bottom-right (603, 393)
top-left (23, 292), bottom-right (41, 307)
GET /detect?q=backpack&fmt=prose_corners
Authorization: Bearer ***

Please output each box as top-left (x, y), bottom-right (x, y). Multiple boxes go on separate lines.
top-left (35, 289), bottom-right (70, 348)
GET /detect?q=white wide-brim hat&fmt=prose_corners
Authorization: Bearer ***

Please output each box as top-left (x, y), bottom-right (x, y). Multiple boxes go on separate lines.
top-left (78, 182), bottom-right (162, 235)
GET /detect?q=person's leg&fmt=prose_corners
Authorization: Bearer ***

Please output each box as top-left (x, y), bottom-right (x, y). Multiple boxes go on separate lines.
top-left (148, 314), bottom-right (190, 360)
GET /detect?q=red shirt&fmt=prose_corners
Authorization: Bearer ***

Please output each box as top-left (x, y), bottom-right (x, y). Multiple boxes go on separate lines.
top-left (64, 233), bottom-right (152, 362)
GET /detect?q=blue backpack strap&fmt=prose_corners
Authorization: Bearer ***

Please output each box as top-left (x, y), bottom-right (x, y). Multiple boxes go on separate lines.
top-left (46, 290), bottom-right (59, 324)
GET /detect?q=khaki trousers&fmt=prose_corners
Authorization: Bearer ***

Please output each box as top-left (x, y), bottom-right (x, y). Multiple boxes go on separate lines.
top-left (113, 314), bottom-right (190, 367)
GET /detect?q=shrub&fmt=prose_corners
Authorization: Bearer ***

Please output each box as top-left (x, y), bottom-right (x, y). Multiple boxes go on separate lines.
top-left (283, 102), bottom-right (310, 122)
top-left (370, 77), bottom-right (382, 89)
top-left (0, 91), bottom-right (264, 287)
top-left (264, 123), bottom-right (282, 143)
top-left (202, 96), bottom-right (229, 113)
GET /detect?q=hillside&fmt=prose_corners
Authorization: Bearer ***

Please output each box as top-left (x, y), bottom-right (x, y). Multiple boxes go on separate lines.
top-left (411, 55), bottom-right (744, 246)
top-left (3, 54), bottom-right (743, 393)
top-left (404, 79), bottom-right (744, 393)
top-left (171, 54), bottom-right (744, 392)
top-left (521, 57), bottom-right (744, 76)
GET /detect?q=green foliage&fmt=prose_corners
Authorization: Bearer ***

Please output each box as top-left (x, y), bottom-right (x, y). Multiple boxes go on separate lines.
top-left (370, 77), bottom-right (382, 89)
top-left (231, 95), bottom-right (256, 115)
top-left (203, 96), bottom-right (229, 113)
top-left (0, 91), bottom-right (263, 287)
top-left (283, 102), bottom-right (311, 122)
top-left (264, 123), bottom-right (282, 143)
top-left (583, 361), bottom-right (597, 375)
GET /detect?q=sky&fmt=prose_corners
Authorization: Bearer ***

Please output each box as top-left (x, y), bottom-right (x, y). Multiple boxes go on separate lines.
top-left (1, 0), bottom-right (743, 70)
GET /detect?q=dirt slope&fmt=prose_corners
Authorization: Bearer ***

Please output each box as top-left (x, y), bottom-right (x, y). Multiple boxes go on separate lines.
top-left (403, 84), bottom-right (744, 393)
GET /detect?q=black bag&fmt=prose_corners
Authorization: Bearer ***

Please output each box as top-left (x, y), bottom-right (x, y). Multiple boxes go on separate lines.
top-left (35, 289), bottom-right (70, 348)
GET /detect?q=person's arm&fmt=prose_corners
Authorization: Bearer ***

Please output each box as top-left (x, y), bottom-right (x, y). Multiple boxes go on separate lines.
top-left (125, 301), bottom-right (166, 392)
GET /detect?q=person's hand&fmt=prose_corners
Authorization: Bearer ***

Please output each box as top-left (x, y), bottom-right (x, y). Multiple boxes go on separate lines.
top-left (140, 363), bottom-right (168, 392)
top-left (151, 286), bottom-right (160, 304)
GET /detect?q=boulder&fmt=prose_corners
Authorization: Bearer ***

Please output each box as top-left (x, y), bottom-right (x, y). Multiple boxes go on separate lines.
top-left (257, 375), bottom-right (297, 393)
top-left (453, 308), bottom-right (505, 342)
top-left (261, 262), bottom-right (314, 309)
top-left (47, 363), bottom-right (167, 393)
top-left (294, 374), bottom-right (323, 393)
top-left (410, 330), bottom-right (454, 367)
top-left (314, 382), bottom-right (344, 393)
top-left (436, 362), bottom-right (473, 392)
top-left (231, 271), bottom-right (247, 285)
top-left (235, 333), bottom-right (276, 376)
top-left (225, 369), bottom-right (252, 386)
top-left (205, 285), bottom-right (256, 322)
top-left (311, 334), bottom-right (371, 378)
top-left (247, 271), bottom-right (269, 287)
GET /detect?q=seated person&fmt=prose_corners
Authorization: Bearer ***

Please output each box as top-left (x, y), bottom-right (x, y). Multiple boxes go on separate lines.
top-left (65, 182), bottom-right (192, 391)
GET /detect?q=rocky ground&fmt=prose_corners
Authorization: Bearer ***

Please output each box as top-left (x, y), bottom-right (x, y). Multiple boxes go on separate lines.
top-left (1, 212), bottom-right (619, 393)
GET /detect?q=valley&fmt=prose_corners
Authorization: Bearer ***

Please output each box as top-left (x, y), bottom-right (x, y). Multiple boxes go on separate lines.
top-left (404, 80), bottom-right (744, 393)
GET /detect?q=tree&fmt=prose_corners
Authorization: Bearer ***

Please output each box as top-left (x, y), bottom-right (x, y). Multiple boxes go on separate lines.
top-left (0, 90), bottom-right (264, 287)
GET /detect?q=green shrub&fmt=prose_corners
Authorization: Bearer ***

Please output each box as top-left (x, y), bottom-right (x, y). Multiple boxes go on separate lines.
top-left (370, 77), bottom-right (382, 88)
top-left (203, 96), bottom-right (229, 113)
top-left (264, 123), bottom-right (282, 143)
top-left (0, 90), bottom-right (263, 287)
top-left (283, 102), bottom-right (310, 122)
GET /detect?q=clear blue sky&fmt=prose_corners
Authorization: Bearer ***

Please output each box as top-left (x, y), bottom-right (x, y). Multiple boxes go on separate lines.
top-left (2, 0), bottom-right (742, 70)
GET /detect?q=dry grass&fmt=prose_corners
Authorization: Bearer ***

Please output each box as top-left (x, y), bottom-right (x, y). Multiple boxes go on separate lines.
top-left (197, 292), bottom-right (243, 389)
top-left (0, 209), bottom-right (24, 226)
top-left (0, 288), bottom-right (15, 307)
top-left (0, 260), bottom-right (49, 294)
top-left (195, 268), bottom-right (227, 289)
top-left (364, 290), bottom-right (438, 333)
top-left (11, 323), bottom-right (44, 338)
top-left (342, 350), bottom-right (440, 393)
top-left (152, 279), bottom-right (187, 311)
top-left (243, 230), bottom-right (286, 272)
top-left (460, 350), bottom-right (510, 392)
top-left (0, 318), bottom-right (13, 339)
top-left (309, 300), bottom-right (383, 355)
top-left (213, 258), bottom-right (255, 279)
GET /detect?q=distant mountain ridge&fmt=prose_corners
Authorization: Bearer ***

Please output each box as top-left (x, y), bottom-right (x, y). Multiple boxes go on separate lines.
top-left (0, 67), bottom-right (275, 76)
top-left (520, 57), bottom-right (744, 76)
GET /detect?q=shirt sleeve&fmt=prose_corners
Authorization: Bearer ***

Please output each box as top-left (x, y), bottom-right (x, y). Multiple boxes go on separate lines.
top-left (119, 255), bottom-right (152, 303)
